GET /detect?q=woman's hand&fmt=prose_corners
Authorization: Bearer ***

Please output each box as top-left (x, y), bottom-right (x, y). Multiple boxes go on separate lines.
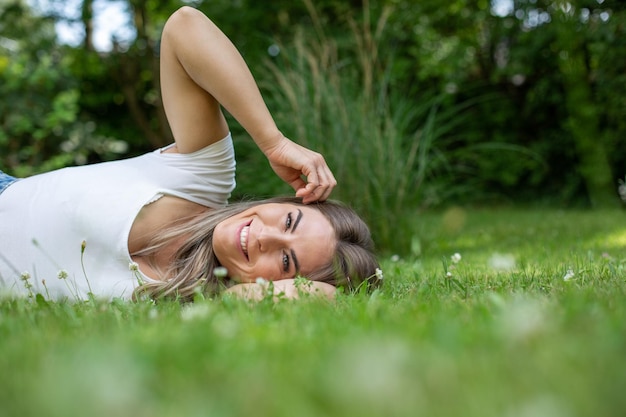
top-left (225, 279), bottom-right (337, 301)
top-left (263, 136), bottom-right (337, 204)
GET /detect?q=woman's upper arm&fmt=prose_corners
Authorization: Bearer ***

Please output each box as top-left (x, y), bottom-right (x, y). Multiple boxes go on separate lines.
top-left (159, 7), bottom-right (229, 153)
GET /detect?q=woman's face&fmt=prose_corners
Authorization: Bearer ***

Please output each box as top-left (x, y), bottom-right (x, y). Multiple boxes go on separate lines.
top-left (213, 203), bottom-right (336, 282)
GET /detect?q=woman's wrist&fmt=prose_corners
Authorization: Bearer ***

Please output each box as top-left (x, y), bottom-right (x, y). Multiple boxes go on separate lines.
top-left (253, 129), bottom-right (287, 156)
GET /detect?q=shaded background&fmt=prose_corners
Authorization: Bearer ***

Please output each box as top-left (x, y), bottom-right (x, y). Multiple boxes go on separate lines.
top-left (1, 0), bottom-right (624, 252)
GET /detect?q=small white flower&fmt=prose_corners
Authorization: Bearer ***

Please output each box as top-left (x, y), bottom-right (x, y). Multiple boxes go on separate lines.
top-left (488, 253), bottom-right (516, 271)
top-left (375, 268), bottom-right (384, 280)
top-left (563, 269), bottom-right (575, 281)
top-left (181, 304), bottom-right (211, 321)
top-left (446, 271), bottom-right (453, 278)
top-left (20, 271), bottom-right (31, 281)
top-left (213, 267), bottom-right (228, 278)
top-left (256, 277), bottom-right (268, 285)
top-left (128, 261), bottom-right (139, 272)
top-left (451, 253), bottom-right (462, 264)
top-left (390, 254), bottom-right (400, 262)
top-left (57, 270), bottom-right (68, 280)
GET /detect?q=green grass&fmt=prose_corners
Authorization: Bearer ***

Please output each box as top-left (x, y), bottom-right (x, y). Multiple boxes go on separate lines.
top-left (1, 208), bottom-right (625, 417)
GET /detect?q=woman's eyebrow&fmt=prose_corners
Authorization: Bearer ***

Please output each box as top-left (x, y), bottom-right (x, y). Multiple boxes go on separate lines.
top-left (291, 209), bottom-right (303, 233)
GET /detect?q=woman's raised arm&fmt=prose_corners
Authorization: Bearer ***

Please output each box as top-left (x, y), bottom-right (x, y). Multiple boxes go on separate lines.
top-left (160, 7), bottom-right (336, 203)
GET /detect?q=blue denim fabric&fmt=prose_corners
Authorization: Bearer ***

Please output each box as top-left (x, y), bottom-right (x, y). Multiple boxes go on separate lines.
top-left (0, 170), bottom-right (19, 196)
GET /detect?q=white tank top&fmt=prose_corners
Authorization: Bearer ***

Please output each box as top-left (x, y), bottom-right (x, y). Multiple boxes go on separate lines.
top-left (0, 134), bottom-right (235, 300)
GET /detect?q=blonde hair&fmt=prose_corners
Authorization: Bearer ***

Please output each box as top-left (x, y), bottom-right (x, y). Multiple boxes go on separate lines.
top-left (133, 197), bottom-right (379, 302)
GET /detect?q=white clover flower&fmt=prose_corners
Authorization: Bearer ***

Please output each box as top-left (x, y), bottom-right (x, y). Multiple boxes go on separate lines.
top-left (390, 254), bottom-right (400, 262)
top-left (20, 271), bottom-right (31, 281)
top-left (488, 253), bottom-right (516, 271)
top-left (563, 269), bottom-right (575, 281)
top-left (256, 277), bottom-right (268, 285)
top-left (128, 261), bottom-right (139, 272)
top-left (181, 304), bottom-right (211, 321)
top-left (57, 270), bottom-right (69, 280)
top-left (213, 267), bottom-right (228, 278)
top-left (451, 253), bottom-right (462, 264)
top-left (375, 268), bottom-right (384, 280)
top-left (446, 271), bottom-right (453, 278)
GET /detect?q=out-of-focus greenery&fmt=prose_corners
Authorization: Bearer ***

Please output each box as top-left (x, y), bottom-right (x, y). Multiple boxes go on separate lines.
top-left (1, 1), bottom-right (625, 217)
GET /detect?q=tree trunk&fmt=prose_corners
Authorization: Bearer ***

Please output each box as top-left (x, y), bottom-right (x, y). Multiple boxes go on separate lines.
top-left (555, 5), bottom-right (619, 208)
top-left (115, 0), bottom-right (172, 148)
top-left (81, 0), bottom-right (94, 51)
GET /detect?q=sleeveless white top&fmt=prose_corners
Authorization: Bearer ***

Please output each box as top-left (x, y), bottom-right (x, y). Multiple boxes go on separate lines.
top-left (0, 134), bottom-right (235, 300)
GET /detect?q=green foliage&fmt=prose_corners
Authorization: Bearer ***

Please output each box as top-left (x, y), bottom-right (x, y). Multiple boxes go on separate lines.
top-left (2, 209), bottom-right (625, 417)
top-left (0, 2), bottom-right (73, 173)
top-left (0, 1), bottom-right (130, 175)
top-left (376, 0), bottom-right (625, 206)
top-left (1, 0), bottom-right (625, 209)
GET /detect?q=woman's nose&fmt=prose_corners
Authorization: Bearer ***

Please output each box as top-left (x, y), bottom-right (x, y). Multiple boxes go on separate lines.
top-left (258, 228), bottom-right (288, 252)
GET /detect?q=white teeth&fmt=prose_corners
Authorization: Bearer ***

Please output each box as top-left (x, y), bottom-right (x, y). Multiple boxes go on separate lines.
top-left (240, 225), bottom-right (249, 257)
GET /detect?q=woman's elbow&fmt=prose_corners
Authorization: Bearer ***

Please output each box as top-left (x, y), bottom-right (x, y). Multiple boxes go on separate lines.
top-left (162, 6), bottom-right (205, 40)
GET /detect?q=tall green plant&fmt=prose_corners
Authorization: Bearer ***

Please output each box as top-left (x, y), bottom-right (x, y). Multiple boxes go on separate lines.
top-left (262, 0), bottom-right (467, 252)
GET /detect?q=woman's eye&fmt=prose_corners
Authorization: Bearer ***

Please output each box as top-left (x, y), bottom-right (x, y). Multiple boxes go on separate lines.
top-left (282, 252), bottom-right (290, 272)
top-left (285, 212), bottom-right (292, 231)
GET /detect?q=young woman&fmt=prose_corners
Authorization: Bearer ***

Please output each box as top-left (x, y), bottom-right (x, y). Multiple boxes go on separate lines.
top-left (0, 7), bottom-right (379, 302)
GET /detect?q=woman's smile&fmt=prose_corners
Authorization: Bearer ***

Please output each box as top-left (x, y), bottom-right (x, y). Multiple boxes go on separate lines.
top-left (213, 203), bottom-right (336, 282)
top-left (238, 221), bottom-right (251, 260)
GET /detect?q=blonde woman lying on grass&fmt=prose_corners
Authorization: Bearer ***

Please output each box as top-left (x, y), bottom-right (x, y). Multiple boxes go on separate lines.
top-left (0, 7), bottom-right (379, 302)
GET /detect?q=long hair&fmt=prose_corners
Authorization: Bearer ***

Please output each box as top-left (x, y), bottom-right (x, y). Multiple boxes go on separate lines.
top-left (132, 197), bottom-right (379, 302)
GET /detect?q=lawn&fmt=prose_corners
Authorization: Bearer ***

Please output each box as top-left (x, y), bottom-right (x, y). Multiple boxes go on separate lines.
top-left (1, 208), bottom-right (625, 417)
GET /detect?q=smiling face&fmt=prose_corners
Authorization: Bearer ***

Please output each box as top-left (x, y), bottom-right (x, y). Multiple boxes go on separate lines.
top-left (212, 203), bottom-right (337, 282)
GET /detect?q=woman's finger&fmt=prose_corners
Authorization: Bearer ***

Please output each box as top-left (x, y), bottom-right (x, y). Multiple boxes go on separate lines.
top-left (300, 167), bottom-right (335, 203)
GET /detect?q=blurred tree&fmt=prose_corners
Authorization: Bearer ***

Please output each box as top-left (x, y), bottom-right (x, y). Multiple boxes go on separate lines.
top-left (382, 0), bottom-right (624, 206)
top-left (0, 0), bottom-right (81, 174)
top-left (552, 0), bottom-right (618, 207)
